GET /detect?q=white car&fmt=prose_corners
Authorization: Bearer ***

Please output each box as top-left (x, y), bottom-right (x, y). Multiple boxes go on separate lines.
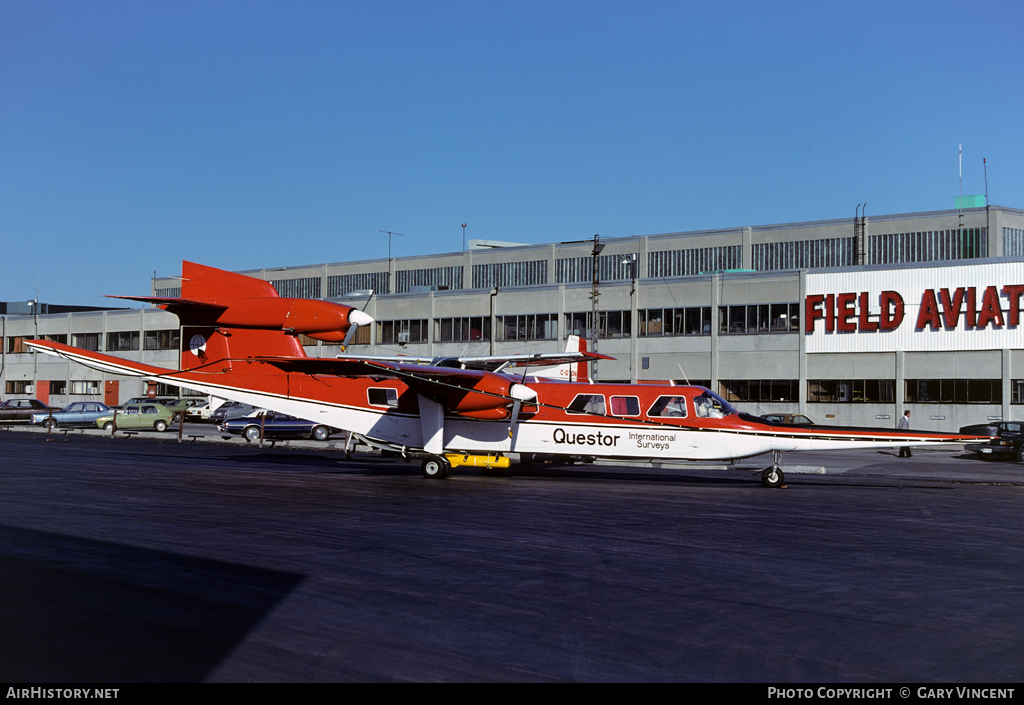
top-left (185, 402), bottom-right (214, 422)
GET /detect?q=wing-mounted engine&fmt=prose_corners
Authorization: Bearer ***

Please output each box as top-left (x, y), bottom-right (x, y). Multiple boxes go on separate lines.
top-left (363, 362), bottom-right (536, 420)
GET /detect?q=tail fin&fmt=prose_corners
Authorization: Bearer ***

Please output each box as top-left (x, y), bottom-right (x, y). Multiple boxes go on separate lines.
top-left (180, 261), bottom-right (277, 300)
top-left (526, 335), bottom-right (593, 382)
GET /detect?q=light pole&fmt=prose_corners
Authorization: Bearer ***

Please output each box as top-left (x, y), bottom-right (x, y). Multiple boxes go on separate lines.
top-left (379, 230), bottom-right (404, 294)
top-left (589, 234), bottom-right (604, 381)
top-left (462, 223), bottom-right (467, 251)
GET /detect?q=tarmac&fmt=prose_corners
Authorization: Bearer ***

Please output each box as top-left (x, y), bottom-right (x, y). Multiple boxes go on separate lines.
top-left (2, 421), bottom-right (1022, 682)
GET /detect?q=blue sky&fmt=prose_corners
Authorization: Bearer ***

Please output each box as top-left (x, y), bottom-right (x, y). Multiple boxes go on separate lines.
top-left (2, 0), bottom-right (1022, 306)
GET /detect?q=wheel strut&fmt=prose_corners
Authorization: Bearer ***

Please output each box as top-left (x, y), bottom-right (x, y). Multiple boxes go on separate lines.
top-left (761, 450), bottom-right (786, 488)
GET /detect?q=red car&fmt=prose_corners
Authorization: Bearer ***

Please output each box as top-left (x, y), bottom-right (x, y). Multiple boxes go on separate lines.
top-left (0, 399), bottom-right (55, 423)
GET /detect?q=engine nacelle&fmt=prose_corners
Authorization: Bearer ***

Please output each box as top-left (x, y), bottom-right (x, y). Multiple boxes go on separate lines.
top-left (444, 376), bottom-right (537, 418)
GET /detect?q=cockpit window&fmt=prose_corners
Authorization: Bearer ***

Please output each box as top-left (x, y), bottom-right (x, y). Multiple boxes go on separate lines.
top-left (647, 396), bottom-right (688, 418)
top-left (693, 390), bottom-right (736, 418)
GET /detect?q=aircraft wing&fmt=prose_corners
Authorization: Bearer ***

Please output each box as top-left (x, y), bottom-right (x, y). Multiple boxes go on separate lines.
top-left (257, 356), bottom-right (501, 391)
top-left (456, 350), bottom-right (613, 371)
top-left (333, 350), bottom-right (613, 372)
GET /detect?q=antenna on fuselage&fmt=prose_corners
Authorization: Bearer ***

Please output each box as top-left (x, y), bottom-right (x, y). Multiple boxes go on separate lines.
top-left (677, 363), bottom-right (690, 385)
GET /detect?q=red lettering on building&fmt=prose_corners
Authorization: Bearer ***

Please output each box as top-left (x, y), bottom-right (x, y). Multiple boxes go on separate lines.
top-left (880, 291), bottom-right (904, 329)
top-left (977, 286), bottom-right (1004, 328)
top-left (806, 284), bottom-right (1020, 333)
top-left (1003, 285), bottom-right (1024, 326)
top-left (859, 292), bottom-right (879, 331)
top-left (916, 289), bottom-right (941, 330)
top-left (836, 293), bottom-right (857, 332)
top-left (938, 288), bottom-right (965, 328)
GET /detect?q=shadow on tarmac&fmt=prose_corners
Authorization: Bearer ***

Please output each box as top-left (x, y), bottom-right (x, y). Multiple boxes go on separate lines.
top-left (0, 524), bottom-right (304, 682)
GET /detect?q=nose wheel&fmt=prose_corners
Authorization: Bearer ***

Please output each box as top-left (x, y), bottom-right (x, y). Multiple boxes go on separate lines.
top-left (761, 451), bottom-right (786, 488)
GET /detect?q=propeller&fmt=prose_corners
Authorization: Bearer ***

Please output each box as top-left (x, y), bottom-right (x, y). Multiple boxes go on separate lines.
top-left (507, 383), bottom-right (537, 442)
top-left (340, 309), bottom-right (374, 351)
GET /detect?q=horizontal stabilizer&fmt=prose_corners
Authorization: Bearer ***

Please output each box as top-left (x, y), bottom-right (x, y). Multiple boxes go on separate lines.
top-left (24, 340), bottom-right (175, 380)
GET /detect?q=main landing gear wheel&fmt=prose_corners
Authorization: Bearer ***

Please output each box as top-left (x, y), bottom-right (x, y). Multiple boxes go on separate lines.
top-left (421, 455), bottom-right (451, 479)
top-left (761, 466), bottom-right (785, 488)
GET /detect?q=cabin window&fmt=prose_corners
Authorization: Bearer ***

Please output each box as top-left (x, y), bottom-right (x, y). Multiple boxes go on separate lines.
top-left (610, 396), bottom-right (640, 416)
top-left (566, 394), bottom-right (606, 415)
top-left (648, 396), bottom-right (688, 418)
top-left (368, 388), bottom-right (399, 408)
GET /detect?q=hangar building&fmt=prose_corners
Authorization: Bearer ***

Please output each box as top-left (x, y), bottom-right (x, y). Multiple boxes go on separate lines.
top-left (3, 203), bottom-right (1024, 432)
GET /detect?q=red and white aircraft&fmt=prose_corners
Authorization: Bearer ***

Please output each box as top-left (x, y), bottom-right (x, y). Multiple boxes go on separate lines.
top-left (25, 261), bottom-right (987, 487)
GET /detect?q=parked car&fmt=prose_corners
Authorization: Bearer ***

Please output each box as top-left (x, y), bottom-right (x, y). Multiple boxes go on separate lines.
top-left (117, 396), bottom-right (178, 409)
top-left (162, 398), bottom-right (205, 420)
top-left (761, 413), bottom-right (815, 425)
top-left (961, 422), bottom-right (1022, 461)
top-left (31, 401), bottom-right (113, 430)
top-left (94, 403), bottom-right (176, 432)
top-left (0, 399), bottom-right (54, 423)
top-left (185, 401), bottom-right (214, 422)
top-left (209, 401), bottom-right (259, 425)
top-left (219, 410), bottom-right (334, 443)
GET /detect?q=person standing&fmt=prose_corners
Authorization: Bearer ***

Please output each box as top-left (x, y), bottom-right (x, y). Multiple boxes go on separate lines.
top-left (897, 410), bottom-right (912, 458)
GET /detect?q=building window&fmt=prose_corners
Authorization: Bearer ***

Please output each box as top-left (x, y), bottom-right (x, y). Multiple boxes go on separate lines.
top-left (868, 229), bottom-right (984, 265)
top-left (49, 380), bottom-right (67, 395)
top-left (155, 287), bottom-right (181, 297)
top-left (327, 272), bottom-right (389, 297)
top-left (904, 379), bottom-right (1002, 404)
top-left (718, 303), bottom-right (799, 334)
top-left (376, 320), bottom-right (428, 345)
top-left (39, 334), bottom-right (67, 344)
top-left (556, 254), bottom-right (638, 284)
top-left (752, 238), bottom-right (855, 271)
top-left (5, 381), bottom-right (32, 395)
top-left (270, 277), bottom-right (321, 299)
top-left (396, 267), bottom-right (463, 293)
top-left (6, 337), bottom-right (27, 354)
top-left (808, 380), bottom-right (896, 403)
top-left (648, 245), bottom-right (741, 278)
top-left (639, 307), bottom-right (711, 336)
top-left (720, 380), bottom-right (799, 403)
top-left (564, 311), bottom-right (630, 339)
top-left (1004, 228), bottom-right (1024, 258)
top-left (473, 261), bottom-right (547, 289)
top-left (1012, 380), bottom-right (1024, 404)
top-left (498, 314), bottom-right (557, 341)
top-left (71, 333), bottom-right (101, 351)
top-left (144, 329), bottom-right (180, 350)
top-left (70, 381), bottom-right (100, 395)
top-left (435, 317), bottom-right (491, 343)
top-left (106, 331), bottom-right (140, 351)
